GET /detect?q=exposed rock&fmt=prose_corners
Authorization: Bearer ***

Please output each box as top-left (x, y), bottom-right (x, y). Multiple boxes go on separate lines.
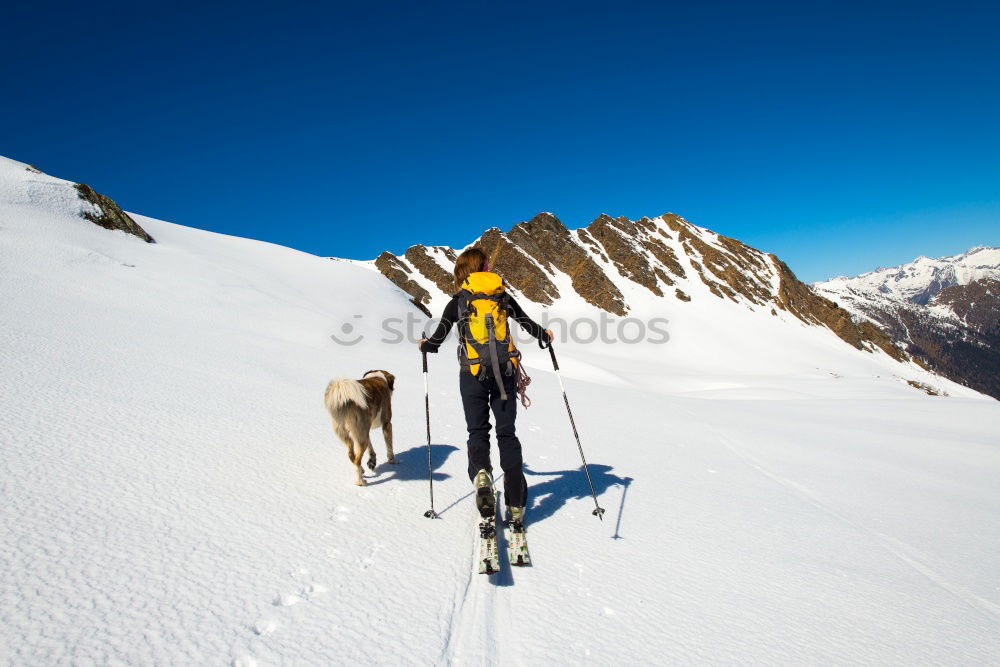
top-left (374, 251), bottom-right (433, 312)
top-left (74, 183), bottom-right (154, 243)
top-left (507, 213), bottom-right (627, 315)
top-left (576, 228), bottom-right (610, 262)
top-left (664, 214), bottom-right (771, 305)
top-left (907, 380), bottom-right (947, 396)
top-left (587, 214), bottom-right (663, 297)
top-left (408, 297), bottom-right (432, 317)
top-left (403, 245), bottom-right (454, 294)
top-left (478, 227), bottom-right (559, 305)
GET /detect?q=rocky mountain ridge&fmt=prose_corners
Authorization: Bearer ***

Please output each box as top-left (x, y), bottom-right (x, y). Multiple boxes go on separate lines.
top-left (375, 212), bottom-right (904, 361)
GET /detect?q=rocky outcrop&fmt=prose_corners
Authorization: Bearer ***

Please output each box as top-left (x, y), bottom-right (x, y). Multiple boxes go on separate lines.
top-left (74, 183), bottom-right (154, 243)
top-left (373, 251), bottom-right (433, 316)
top-left (508, 213), bottom-right (626, 315)
top-left (477, 227), bottom-right (560, 305)
top-left (588, 214), bottom-right (665, 298)
top-left (663, 215), bottom-right (773, 305)
top-left (403, 245), bottom-right (455, 295)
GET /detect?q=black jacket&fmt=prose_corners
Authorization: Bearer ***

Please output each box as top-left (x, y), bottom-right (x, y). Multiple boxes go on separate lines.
top-left (419, 292), bottom-right (546, 354)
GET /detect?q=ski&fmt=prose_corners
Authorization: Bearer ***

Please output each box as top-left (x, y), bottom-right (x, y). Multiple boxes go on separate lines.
top-left (504, 519), bottom-right (531, 567)
top-left (477, 517), bottom-right (500, 574)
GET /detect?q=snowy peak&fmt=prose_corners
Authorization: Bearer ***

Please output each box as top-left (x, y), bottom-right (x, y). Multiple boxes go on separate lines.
top-left (375, 211), bottom-right (905, 361)
top-left (817, 246), bottom-right (1000, 305)
top-left (813, 247), bottom-right (1000, 399)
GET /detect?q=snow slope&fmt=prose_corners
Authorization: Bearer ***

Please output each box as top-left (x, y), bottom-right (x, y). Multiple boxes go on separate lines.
top-left (2, 156), bottom-right (999, 665)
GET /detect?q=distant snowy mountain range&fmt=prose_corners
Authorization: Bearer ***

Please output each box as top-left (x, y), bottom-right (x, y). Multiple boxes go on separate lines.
top-left (814, 248), bottom-right (1000, 399)
top-left (816, 246), bottom-right (1000, 305)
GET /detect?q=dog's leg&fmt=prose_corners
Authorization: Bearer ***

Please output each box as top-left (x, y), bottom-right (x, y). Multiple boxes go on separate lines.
top-left (365, 432), bottom-right (377, 472)
top-left (345, 439), bottom-right (366, 486)
top-left (333, 422), bottom-right (363, 486)
top-left (353, 443), bottom-right (367, 486)
top-left (349, 435), bottom-right (367, 486)
top-left (383, 422), bottom-right (397, 464)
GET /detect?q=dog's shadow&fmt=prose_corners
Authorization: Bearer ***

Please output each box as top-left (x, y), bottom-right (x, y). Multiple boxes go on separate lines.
top-left (366, 443), bottom-right (459, 485)
top-left (525, 463), bottom-right (630, 525)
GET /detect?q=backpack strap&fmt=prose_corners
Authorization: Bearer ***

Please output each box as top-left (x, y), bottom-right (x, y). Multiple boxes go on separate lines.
top-left (485, 313), bottom-right (508, 400)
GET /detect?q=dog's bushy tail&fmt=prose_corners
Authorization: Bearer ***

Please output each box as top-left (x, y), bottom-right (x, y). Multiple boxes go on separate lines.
top-left (324, 378), bottom-right (369, 412)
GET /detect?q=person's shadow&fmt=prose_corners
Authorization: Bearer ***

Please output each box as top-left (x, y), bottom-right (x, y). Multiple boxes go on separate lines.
top-left (365, 443), bottom-right (459, 485)
top-left (525, 464), bottom-right (631, 525)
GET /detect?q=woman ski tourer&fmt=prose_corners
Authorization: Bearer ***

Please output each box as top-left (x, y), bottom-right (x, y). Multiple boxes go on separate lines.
top-left (418, 246), bottom-right (552, 528)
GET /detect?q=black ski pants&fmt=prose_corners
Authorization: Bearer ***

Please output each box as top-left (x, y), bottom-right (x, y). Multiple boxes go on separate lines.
top-left (459, 370), bottom-right (528, 508)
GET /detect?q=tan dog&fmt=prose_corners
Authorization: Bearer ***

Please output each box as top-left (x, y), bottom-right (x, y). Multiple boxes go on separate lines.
top-left (324, 370), bottom-right (397, 486)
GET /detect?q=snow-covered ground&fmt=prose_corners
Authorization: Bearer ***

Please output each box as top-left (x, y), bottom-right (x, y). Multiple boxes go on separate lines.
top-left (2, 156), bottom-right (999, 665)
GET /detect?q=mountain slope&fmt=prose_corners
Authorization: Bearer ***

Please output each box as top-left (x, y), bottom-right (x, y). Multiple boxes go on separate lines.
top-left (2, 157), bottom-right (999, 665)
top-left (815, 248), bottom-right (1000, 399)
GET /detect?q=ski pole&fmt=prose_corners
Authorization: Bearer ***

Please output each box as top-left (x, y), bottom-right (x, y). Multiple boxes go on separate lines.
top-left (422, 350), bottom-right (438, 518)
top-left (539, 337), bottom-right (606, 520)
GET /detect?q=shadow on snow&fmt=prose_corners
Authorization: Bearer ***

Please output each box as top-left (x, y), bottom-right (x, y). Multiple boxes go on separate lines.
top-left (365, 443), bottom-right (459, 486)
top-left (525, 464), bottom-right (632, 528)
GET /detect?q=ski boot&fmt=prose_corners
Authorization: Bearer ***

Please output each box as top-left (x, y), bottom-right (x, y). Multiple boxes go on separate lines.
top-left (474, 468), bottom-right (495, 519)
top-left (506, 506), bottom-right (525, 532)
top-left (504, 506), bottom-right (530, 567)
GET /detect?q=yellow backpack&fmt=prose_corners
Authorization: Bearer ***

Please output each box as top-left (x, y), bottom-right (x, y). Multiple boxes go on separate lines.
top-left (457, 272), bottom-right (521, 398)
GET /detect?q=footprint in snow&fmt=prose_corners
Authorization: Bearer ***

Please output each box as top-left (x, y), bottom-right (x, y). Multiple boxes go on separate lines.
top-left (359, 544), bottom-right (382, 570)
top-left (253, 618), bottom-right (279, 636)
top-left (305, 583), bottom-right (329, 598)
top-left (274, 593), bottom-right (302, 607)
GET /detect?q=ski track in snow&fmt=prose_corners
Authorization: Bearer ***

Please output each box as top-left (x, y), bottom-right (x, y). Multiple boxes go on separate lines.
top-left (714, 429), bottom-right (1000, 623)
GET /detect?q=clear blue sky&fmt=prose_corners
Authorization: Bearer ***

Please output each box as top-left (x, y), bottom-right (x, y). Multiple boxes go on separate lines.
top-left (3, 1), bottom-right (997, 282)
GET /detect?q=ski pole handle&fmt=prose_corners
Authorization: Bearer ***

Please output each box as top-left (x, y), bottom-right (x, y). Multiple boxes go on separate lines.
top-left (422, 349), bottom-right (428, 373)
top-left (539, 335), bottom-right (559, 370)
